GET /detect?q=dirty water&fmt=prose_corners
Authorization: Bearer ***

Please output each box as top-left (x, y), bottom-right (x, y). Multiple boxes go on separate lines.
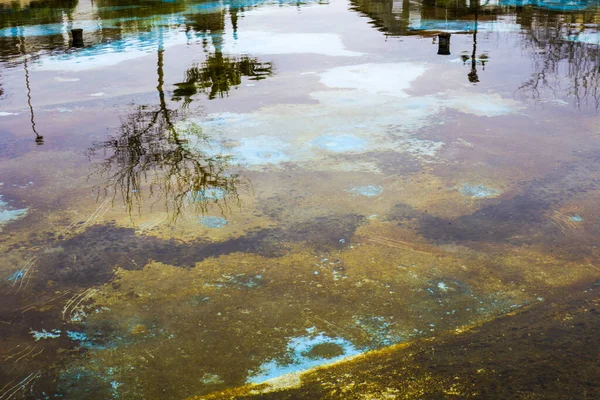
top-left (0, 0), bottom-right (599, 398)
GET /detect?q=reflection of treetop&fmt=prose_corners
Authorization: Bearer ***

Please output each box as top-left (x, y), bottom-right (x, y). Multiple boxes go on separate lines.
top-left (89, 109), bottom-right (242, 221)
top-left (172, 52), bottom-right (273, 104)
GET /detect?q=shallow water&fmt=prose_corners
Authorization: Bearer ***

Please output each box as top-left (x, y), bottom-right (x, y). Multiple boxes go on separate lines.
top-left (0, 0), bottom-right (599, 398)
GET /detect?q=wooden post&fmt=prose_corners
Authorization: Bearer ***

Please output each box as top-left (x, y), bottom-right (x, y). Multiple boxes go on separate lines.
top-left (437, 33), bottom-right (451, 55)
top-left (71, 29), bottom-right (84, 47)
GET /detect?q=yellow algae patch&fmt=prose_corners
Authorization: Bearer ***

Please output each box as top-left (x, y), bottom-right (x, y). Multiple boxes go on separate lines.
top-left (130, 324), bottom-right (147, 335)
top-left (190, 280), bottom-right (600, 400)
top-left (352, 221), bottom-right (598, 295)
top-left (371, 170), bottom-right (510, 220)
top-left (53, 220), bottom-right (598, 399)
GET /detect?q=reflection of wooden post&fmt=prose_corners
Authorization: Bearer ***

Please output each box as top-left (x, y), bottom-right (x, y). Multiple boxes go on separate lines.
top-left (71, 29), bottom-right (84, 47)
top-left (437, 33), bottom-right (451, 55)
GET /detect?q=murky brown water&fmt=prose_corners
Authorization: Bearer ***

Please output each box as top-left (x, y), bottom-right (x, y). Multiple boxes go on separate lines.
top-left (0, 0), bottom-right (599, 398)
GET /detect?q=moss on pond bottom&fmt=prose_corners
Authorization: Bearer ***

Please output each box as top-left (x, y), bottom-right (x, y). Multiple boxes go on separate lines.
top-left (194, 279), bottom-right (600, 399)
top-left (301, 343), bottom-right (345, 360)
top-left (48, 218), bottom-right (598, 399)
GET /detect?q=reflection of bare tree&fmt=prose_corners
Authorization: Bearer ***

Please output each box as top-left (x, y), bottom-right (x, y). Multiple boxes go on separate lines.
top-left (468, 0), bottom-right (480, 83)
top-left (172, 51), bottom-right (273, 106)
top-left (518, 15), bottom-right (600, 108)
top-left (17, 30), bottom-right (44, 145)
top-left (89, 35), bottom-right (243, 221)
top-left (90, 108), bottom-right (241, 221)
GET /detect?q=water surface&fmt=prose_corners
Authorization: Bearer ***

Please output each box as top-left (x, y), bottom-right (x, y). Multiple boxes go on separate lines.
top-left (0, 0), bottom-right (599, 398)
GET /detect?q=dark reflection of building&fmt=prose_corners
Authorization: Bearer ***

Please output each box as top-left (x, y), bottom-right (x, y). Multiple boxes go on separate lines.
top-left (88, 32), bottom-right (243, 220)
top-left (0, 0), bottom-right (79, 30)
top-left (0, 0), bottom-right (79, 59)
top-left (0, 0), bottom-right (259, 61)
top-left (349, 0), bottom-right (499, 37)
top-left (349, 0), bottom-right (598, 37)
top-left (350, 0), bottom-right (598, 100)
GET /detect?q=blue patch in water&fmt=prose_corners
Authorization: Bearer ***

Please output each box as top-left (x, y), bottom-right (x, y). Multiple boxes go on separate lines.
top-left (233, 136), bottom-right (290, 165)
top-left (7, 269), bottom-right (24, 282)
top-left (311, 134), bottom-right (367, 153)
top-left (248, 330), bottom-right (360, 383)
top-left (200, 216), bottom-right (228, 228)
top-left (67, 330), bottom-right (103, 348)
top-left (239, 148), bottom-right (289, 165)
top-left (569, 215), bottom-right (583, 222)
top-left (564, 32), bottom-right (600, 45)
top-left (0, 195), bottom-right (28, 226)
top-left (31, 329), bottom-right (61, 341)
top-left (347, 185), bottom-right (383, 197)
top-left (190, 187), bottom-right (226, 202)
top-left (67, 331), bottom-right (89, 342)
top-left (499, 0), bottom-right (592, 11)
top-left (410, 20), bottom-right (476, 32)
top-left (459, 184), bottom-right (500, 198)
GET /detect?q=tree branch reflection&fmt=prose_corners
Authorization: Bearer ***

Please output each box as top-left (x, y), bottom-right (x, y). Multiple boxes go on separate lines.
top-left (517, 13), bottom-right (600, 108)
top-left (89, 42), bottom-right (244, 222)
